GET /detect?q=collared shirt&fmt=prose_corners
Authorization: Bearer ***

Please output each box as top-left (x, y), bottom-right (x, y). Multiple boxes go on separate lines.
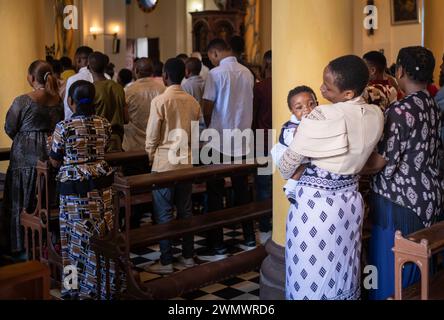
top-left (203, 56), bottom-right (254, 157)
top-left (64, 67), bottom-right (111, 120)
top-left (123, 77), bottom-right (166, 152)
top-left (145, 85), bottom-right (201, 173)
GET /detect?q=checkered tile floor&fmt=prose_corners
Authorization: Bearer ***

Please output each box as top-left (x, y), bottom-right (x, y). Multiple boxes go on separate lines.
top-left (131, 213), bottom-right (262, 300)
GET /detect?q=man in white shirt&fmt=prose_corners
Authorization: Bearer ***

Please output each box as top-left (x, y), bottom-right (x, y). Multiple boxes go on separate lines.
top-left (198, 39), bottom-right (256, 262)
top-left (64, 46), bottom-right (111, 120)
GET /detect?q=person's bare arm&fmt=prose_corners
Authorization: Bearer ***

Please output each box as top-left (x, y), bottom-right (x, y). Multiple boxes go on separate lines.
top-left (359, 152), bottom-right (387, 176)
top-left (202, 99), bottom-right (214, 128)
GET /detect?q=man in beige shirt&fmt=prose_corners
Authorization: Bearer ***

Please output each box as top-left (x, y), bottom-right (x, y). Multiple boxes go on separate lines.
top-left (145, 58), bottom-right (201, 275)
top-left (123, 58), bottom-right (165, 152)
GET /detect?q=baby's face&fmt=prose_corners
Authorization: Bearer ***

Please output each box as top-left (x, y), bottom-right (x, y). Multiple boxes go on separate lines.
top-left (290, 92), bottom-right (317, 121)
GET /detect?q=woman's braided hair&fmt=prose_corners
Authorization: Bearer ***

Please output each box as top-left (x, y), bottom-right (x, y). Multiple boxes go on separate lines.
top-left (397, 46), bottom-right (435, 83)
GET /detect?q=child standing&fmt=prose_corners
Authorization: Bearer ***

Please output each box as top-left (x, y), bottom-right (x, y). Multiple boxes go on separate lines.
top-left (271, 86), bottom-right (318, 203)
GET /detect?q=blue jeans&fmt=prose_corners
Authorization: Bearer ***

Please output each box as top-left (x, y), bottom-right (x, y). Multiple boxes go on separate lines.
top-left (255, 174), bottom-right (272, 233)
top-left (152, 183), bottom-right (194, 265)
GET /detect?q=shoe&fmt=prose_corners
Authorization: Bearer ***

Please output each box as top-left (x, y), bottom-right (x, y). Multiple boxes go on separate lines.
top-left (145, 262), bottom-right (174, 275)
top-left (176, 257), bottom-right (196, 268)
top-left (197, 249), bottom-right (228, 262)
top-left (259, 231), bottom-right (272, 245)
top-left (238, 243), bottom-right (257, 252)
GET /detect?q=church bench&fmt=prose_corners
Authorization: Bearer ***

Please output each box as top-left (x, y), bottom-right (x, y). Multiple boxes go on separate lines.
top-left (113, 163), bottom-right (261, 254)
top-left (20, 151), bottom-right (150, 286)
top-left (0, 261), bottom-right (50, 300)
top-left (90, 163), bottom-right (269, 300)
top-left (393, 222), bottom-right (444, 300)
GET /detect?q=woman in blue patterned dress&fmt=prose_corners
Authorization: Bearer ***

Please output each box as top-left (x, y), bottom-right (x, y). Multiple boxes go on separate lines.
top-left (362, 46), bottom-right (443, 300)
top-left (278, 56), bottom-right (384, 300)
top-left (49, 80), bottom-right (117, 299)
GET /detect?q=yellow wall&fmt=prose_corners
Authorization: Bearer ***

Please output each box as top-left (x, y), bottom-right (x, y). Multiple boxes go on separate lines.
top-left (272, 0), bottom-right (353, 246)
top-left (424, 0), bottom-right (444, 85)
top-left (126, 0), bottom-right (186, 62)
top-left (260, 0), bottom-right (272, 56)
top-left (0, 0), bottom-right (49, 148)
top-left (353, 0), bottom-right (423, 64)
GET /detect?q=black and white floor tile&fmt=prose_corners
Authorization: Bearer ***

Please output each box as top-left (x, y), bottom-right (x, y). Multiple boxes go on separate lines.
top-left (129, 212), bottom-right (262, 300)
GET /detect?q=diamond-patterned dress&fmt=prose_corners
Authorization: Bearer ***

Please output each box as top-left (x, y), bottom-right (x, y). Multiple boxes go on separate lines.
top-left (285, 165), bottom-right (363, 300)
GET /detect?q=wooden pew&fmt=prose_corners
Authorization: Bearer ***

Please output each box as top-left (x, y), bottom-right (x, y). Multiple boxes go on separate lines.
top-left (393, 222), bottom-right (444, 300)
top-left (0, 261), bottom-right (50, 300)
top-left (91, 163), bottom-right (272, 300)
top-left (20, 151), bottom-right (149, 285)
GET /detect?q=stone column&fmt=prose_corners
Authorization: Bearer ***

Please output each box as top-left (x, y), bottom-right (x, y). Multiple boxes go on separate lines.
top-left (260, 0), bottom-right (354, 300)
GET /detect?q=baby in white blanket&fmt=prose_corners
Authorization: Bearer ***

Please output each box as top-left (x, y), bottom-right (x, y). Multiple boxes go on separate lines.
top-left (271, 86), bottom-right (318, 203)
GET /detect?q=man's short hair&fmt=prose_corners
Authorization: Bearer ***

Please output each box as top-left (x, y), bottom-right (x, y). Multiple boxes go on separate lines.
top-left (118, 69), bottom-right (133, 86)
top-left (88, 51), bottom-right (107, 74)
top-left (75, 46), bottom-right (93, 58)
top-left (185, 58), bottom-right (202, 76)
top-left (164, 58), bottom-right (185, 84)
top-left (207, 38), bottom-right (230, 52)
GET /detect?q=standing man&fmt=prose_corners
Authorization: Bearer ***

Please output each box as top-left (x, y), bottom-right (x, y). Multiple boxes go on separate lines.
top-left (198, 38), bottom-right (256, 262)
top-left (123, 58), bottom-right (165, 152)
top-left (182, 57), bottom-right (206, 133)
top-left (145, 58), bottom-right (201, 274)
top-left (63, 46), bottom-right (111, 120)
top-left (63, 46), bottom-right (94, 119)
top-left (89, 52), bottom-right (125, 153)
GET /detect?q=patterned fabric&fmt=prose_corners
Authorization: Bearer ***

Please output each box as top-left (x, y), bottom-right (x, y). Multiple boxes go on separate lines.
top-left (50, 115), bottom-right (114, 183)
top-left (59, 188), bottom-right (120, 299)
top-left (363, 81), bottom-right (398, 112)
top-left (286, 165), bottom-right (363, 300)
top-left (50, 114), bottom-right (120, 299)
top-left (371, 90), bottom-right (443, 227)
top-left (0, 95), bottom-right (63, 253)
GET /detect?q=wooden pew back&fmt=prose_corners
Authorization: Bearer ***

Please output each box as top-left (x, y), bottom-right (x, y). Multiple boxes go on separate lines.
top-left (393, 222), bottom-right (444, 300)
